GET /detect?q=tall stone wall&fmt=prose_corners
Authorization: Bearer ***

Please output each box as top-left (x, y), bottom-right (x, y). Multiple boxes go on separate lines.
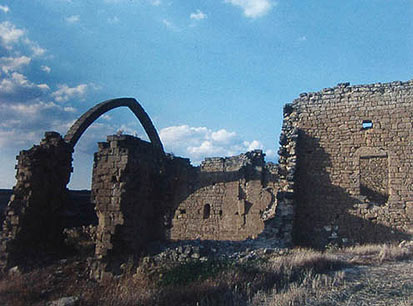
top-left (292, 81), bottom-right (413, 247)
top-left (274, 104), bottom-right (299, 245)
top-left (91, 135), bottom-right (166, 276)
top-left (0, 132), bottom-right (73, 269)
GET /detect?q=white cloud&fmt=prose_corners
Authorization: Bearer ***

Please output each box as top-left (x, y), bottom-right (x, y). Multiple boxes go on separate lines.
top-left (29, 42), bottom-right (46, 56)
top-left (37, 83), bottom-right (50, 90)
top-left (225, 0), bottom-right (273, 18)
top-left (0, 130), bottom-right (38, 147)
top-left (65, 15), bottom-right (80, 23)
top-left (64, 106), bottom-right (77, 112)
top-left (0, 22), bottom-right (47, 57)
top-left (159, 125), bottom-right (270, 164)
top-left (51, 83), bottom-right (88, 102)
top-left (211, 129), bottom-right (236, 143)
top-left (7, 101), bottom-right (56, 116)
top-left (0, 99), bottom-right (76, 150)
top-left (0, 72), bottom-right (49, 101)
top-left (0, 19), bottom-right (81, 181)
top-left (0, 56), bottom-right (31, 73)
top-left (0, 21), bottom-right (25, 48)
top-left (0, 5), bottom-right (9, 13)
top-left (245, 139), bottom-right (264, 151)
top-left (41, 65), bottom-right (51, 73)
top-left (190, 10), bottom-right (207, 20)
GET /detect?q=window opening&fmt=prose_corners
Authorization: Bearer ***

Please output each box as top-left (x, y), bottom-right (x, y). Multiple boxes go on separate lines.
top-left (203, 204), bottom-right (211, 219)
top-left (362, 120), bottom-right (373, 129)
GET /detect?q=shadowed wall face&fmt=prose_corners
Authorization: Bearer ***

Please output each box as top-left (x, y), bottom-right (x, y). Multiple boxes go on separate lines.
top-left (0, 132), bottom-right (73, 269)
top-left (293, 81), bottom-right (413, 247)
top-left (360, 155), bottom-right (389, 204)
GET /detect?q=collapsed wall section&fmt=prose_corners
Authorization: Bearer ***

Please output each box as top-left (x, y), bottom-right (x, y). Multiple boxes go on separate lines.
top-left (0, 132), bottom-right (73, 269)
top-left (293, 81), bottom-right (413, 247)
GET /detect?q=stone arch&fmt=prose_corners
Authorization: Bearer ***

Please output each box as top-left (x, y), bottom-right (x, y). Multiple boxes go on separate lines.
top-left (64, 97), bottom-right (164, 154)
top-left (0, 98), bottom-right (164, 269)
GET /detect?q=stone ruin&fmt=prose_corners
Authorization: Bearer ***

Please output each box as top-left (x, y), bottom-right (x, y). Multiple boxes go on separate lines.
top-left (292, 81), bottom-right (413, 247)
top-left (0, 80), bottom-right (412, 275)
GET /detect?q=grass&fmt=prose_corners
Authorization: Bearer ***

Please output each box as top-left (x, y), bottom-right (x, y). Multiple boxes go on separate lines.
top-left (338, 242), bottom-right (413, 264)
top-left (0, 242), bottom-right (411, 305)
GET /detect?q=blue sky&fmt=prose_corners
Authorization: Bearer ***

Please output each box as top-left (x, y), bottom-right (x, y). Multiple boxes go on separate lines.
top-left (0, 0), bottom-right (412, 189)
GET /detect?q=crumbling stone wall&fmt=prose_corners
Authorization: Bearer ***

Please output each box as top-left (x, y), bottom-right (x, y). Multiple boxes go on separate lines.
top-left (6, 80), bottom-right (412, 270)
top-left (91, 136), bottom-right (297, 264)
top-left (291, 81), bottom-right (413, 247)
top-left (91, 135), bottom-right (166, 276)
top-left (0, 132), bottom-right (73, 269)
top-left (169, 151), bottom-right (281, 241)
top-left (274, 104), bottom-right (299, 245)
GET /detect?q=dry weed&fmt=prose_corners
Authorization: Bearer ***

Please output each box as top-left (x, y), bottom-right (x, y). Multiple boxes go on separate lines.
top-left (251, 270), bottom-right (346, 306)
top-left (341, 243), bottom-right (413, 264)
top-left (0, 242), bottom-right (411, 305)
top-left (344, 243), bottom-right (383, 256)
top-left (377, 244), bottom-right (411, 263)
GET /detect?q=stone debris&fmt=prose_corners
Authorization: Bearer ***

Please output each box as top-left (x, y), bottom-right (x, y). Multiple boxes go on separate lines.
top-left (48, 296), bottom-right (79, 306)
top-left (0, 81), bottom-right (412, 276)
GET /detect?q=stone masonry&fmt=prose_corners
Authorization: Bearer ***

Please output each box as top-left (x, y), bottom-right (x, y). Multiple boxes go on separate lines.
top-left (90, 135), bottom-right (295, 276)
top-left (1, 82), bottom-right (412, 271)
top-left (0, 132), bottom-right (73, 269)
top-left (168, 151), bottom-right (280, 241)
top-left (91, 135), bottom-right (166, 276)
top-left (292, 81), bottom-right (413, 247)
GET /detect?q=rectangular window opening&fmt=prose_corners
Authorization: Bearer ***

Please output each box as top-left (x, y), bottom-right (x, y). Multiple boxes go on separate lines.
top-left (362, 120), bottom-right (373, 129)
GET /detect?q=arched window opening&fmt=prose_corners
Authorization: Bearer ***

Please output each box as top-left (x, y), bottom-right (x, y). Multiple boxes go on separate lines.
top-left (203, 204), bottom-right (211, 219)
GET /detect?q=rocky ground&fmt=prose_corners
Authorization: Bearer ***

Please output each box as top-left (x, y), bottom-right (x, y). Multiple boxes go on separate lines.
top-left (0, 231), bottom-right (412, 305)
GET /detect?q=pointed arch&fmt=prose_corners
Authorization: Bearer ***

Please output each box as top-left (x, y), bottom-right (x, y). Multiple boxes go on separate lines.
top-left (64, 98), bottom-right (164, 154)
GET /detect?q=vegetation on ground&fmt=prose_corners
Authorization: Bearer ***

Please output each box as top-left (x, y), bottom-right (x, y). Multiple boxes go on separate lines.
top-left (0, 242), bottom-right (412, 305)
